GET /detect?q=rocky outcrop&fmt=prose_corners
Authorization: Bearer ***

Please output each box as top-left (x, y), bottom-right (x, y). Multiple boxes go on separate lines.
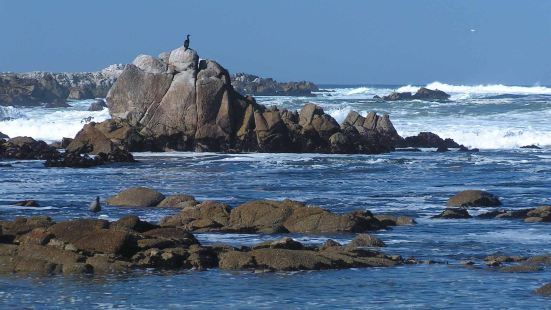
top-left (0, 132), bottom-right (8, 140)
top-left (104, 45), bottom-right (399, 154)
top-left (447, 190), bottom-right (501, 208)
top-left (161, 198), bottom-right (415, 234)
top-left (382, 87), bottom-right (450, 101)
top-left (231, 73), bottom-right (319, 97)
top-left (0, 65), bottom-right (124, 106)
top-left (0, 136), bottom-right (60, 160)
top-left (218, 238), bottom-right (403, 271)
top-left (478, 206), bottom-right (551, 223)
top-left (0, 216), bottom-right (412, 275)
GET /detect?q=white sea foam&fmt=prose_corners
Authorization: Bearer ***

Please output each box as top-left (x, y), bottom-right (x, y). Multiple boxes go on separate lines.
top-left (0, 100), bottom-right (110, 142)
top-left (0, 106), bottom-right (26, 120)
top-left (397, 82), bottom-right (551, 96)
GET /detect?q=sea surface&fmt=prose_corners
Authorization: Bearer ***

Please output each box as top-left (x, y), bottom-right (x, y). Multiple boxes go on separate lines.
top-left (1, 82), bottom-right (551, 309)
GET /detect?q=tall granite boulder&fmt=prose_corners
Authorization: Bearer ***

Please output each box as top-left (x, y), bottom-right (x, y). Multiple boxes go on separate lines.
top-left (104, 44), bottom-right (401, 154)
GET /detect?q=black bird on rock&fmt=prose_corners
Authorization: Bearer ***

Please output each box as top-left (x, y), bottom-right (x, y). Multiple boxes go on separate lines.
top-left (184, 34), bottom-right (190, 50)
top-left (89, 196), bottom-right (101, 213)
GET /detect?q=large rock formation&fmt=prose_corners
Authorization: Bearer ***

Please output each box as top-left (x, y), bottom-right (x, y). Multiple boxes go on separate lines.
top-left (0, 65), bottom-right (124, 106)
top-left (231, 72), bottom-right (319, 96)
top-left (103, 45), bottom-right (400, 154)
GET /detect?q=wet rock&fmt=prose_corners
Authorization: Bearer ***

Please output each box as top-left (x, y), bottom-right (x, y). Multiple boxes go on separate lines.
top-left (398, 132), bottom-right (460, 149)
top-left (161, 201), bottom-right (231, 231)
top-left (157, 194), bottom-right (198, 208)
top-left (0, 136), bottom-right (60, 160)
top-left (227, 200), bottom-right (382, 234)
top-left (484, 255), bottom-right (526, 263)
top-left (219, 241), bottom-right (402, 272)
top-left (348, 234), bottom-right (385, 247)
top-left (374, 214), bottom-right (416, 226)
top-left (47, 219), bottom-right (109, 244)
top-left (412, 88), bottom-right (450, 101)
top-left (432, 208), bottom-right (472, 219)
top-left (111, 215), bottom-right (159, 233)
top-left (447, 190), bottom-right (501, 208)
top-left (498, 265), bottom-right (542, 273)
top-left (252, 237), bottom-right (305, 250)
top-left (520, 144), bottom-right (541, 149)
top-left (17, 228), bottom-right (53, 245)
top-left (524, 206), bottom-right (551, 222)
top-left (106, 187), bottom-right (165, 207)
top-left (13, 200), bottom-right (40, 207)
top-left (142, 228), bottom-right (199, 248)
top-left (0, 216), bottom-right (54, 240)
top-left (525, 255), bottom-right (551, 265)
top-left (382, 92), bottom-right (412, 101)
top-left (87, 99), bottom-right (107, 111)
top-left (71, 229), bottom-right (138, 257)
top-left (535, 283), bottom-right (551, 296)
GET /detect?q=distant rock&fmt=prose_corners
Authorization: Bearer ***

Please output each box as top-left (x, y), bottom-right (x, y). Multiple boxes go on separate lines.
top-left (44, 101), bottom-right (72, 108)
top-left (348, 234), bottom-right (386, 247)
top-left (382, 87), bottom-right (450, 101)
top-left (398, 132), bottom-right (460, 149)
top-left (0, 132), bottom-right (8, 140)
top-left (447, 190), bottom-right (501, 208)
top-left (13, 200), bottom-right (40, 208)
top-left (0, 65), bottom-right (124, 106)
top-left (231, 73), bottom-right (319, 97)
top-left (520, 145), bottom-right (541, 149)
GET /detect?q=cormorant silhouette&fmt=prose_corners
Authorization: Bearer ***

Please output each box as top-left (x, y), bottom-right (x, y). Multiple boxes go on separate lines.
top-left (89, 196), bottom-right (101, 213)
top-left (184, 34), bottom-right (190, 50)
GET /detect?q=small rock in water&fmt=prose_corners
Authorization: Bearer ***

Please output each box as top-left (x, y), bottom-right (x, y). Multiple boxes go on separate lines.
top-left (520, 144), bottom-right (541, 149)
top-left (13, 200), bottom-right (40, 207)
top-left (89, 196), bottom-right (101, 213)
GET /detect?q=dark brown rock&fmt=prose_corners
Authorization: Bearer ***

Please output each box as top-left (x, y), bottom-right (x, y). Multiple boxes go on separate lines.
top-left (348, 234), bottom-right (385, 247)
top-left (432, 208), bottom-right (472, 219)
top-left (535, 283), bottom-right (551, 296)
top-left (447, 190), bottom-right (501, 208)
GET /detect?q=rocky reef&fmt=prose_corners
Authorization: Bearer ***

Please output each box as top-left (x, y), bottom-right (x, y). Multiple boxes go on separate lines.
top-left (231, 72), bottom-right (319, 96)
top-left (380, 87), bottom-right (450, 101)
top-left (78, 45), bottom-right (402, 154)
top-left (0, 65), bottom-right (124, 106)
top-left (0, 214), bottom-right (412, 275)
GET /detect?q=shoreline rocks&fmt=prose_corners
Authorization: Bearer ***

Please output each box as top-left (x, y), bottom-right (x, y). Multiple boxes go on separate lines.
top-left (0, 216), bottom-right (409, 275)
top-left (478, 205), bottom-right (551, 223)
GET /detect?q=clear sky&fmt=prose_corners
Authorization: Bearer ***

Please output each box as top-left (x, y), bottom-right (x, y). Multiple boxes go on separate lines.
top-left (1, 0), bottom-right (550, 85)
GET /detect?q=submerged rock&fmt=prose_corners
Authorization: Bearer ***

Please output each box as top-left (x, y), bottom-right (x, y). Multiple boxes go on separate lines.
top-left (535, 283), bottom-right (551, 296)
top-left (447, 190), bottom-right (501, 208)
top-left (398, 132), bottom-right (460, 149)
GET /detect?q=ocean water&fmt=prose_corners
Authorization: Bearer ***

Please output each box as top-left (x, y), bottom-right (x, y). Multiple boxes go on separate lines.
top-left (1, 83), bottom-right (551, 309)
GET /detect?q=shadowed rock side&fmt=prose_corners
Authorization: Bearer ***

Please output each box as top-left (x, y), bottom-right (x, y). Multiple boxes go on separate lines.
top-left (0, 216), bottom-right (411, 275)
top-left (0, 65), bottom-right (124, 106)
top-left (102, 46), bottom-right (401, 154)
top-left (231, 72), bottom-right (319, 96)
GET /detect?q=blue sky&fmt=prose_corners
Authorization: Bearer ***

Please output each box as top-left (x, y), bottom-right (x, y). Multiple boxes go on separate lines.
top-left (1, 0), bottom-right (550, 85)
